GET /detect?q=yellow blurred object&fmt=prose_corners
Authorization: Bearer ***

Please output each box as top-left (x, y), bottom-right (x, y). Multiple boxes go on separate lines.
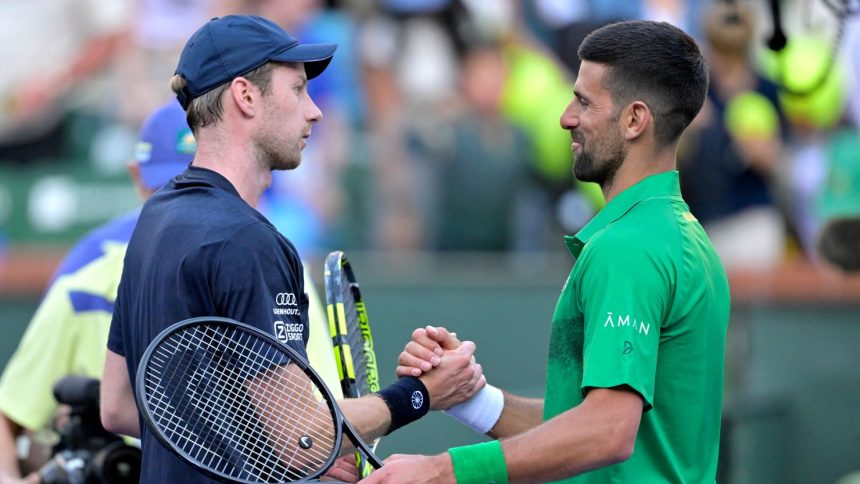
top-left (760, 36), bottom-right (847, 129)
top-left (500, 44), bottom-right (604, 209)
top-left (724, 91), bottom-right (780, 140)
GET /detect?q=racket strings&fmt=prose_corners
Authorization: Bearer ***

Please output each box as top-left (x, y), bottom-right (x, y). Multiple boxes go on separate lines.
top-left (200, 331), bottom-right (316, 479)
top-left (146, 332), bottom-right (291, 480)
top-left (143, 324), bottom-right (338, 482)
top-left (241, 338), bottom-right (334, 476)
top-left (152, 326), bottom-right (335, 481)
top-left (202, 327), bottom-right (337, 476)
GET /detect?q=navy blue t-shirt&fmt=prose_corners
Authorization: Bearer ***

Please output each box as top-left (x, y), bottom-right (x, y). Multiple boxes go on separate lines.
top-left (107, 166), bottom-right (309, 483)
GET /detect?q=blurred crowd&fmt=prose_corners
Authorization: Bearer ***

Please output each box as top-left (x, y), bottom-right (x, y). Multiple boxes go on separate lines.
top-left (1, 0), bottom-right (859, 270)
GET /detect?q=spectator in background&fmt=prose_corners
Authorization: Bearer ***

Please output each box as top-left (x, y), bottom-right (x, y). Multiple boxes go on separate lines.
top-left (0, 101), bottom-right (342, 482)
top-left (679, 1), bottom-right (786, 269)
top-left (0, 0), bottom-right (132, 164)
top-left (759, 31), bottom-right (851, 260)
top-left (114, 0), bottom-right (211, 127)
top-left (359, 0), bottom-right (601, 251)
top-left (407, 42), bottom-right (532, 251)
top-left (358, 0), bottom-right (468, 250)
top-left (813, 125), bottom-right (860, 262)
top-left (818, 216), bottom-right (860, 272)
top-left (813, 7), bottom-right (860, 269)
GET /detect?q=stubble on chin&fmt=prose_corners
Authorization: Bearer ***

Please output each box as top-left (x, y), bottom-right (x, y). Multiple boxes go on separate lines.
top-left (256, 144), bottom-right (302, 172)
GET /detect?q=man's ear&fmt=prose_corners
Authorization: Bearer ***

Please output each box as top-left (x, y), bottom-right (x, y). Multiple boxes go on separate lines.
top-left (229, 77), bottom-right (257, 117)
top-left (622, 101), bottom-right (651, 141)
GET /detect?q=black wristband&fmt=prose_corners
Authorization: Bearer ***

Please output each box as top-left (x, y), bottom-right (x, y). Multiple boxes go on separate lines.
top-left (376, 376), bottom-right (430, 435)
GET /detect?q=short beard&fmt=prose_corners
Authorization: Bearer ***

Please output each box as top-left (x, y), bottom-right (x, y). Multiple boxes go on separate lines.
top-left (254, 139), bottom-right (301, 172)
top-left (572, 123), bottom-right (625, 187)
top-left (268, 151), bottom-right (301, 171)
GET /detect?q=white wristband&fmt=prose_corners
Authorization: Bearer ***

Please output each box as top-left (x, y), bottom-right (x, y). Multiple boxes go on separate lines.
top-left (443, 384), bottom-right (504, 434)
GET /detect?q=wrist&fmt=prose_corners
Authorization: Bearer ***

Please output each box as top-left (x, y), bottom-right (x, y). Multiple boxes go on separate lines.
top-left (443, 384), bottom-right (504, 434)
top-left (448, 440), bottom-right (508, 484)
top-left (430, 452), bottom-right (456, 484)
top-left (376, 376), bottom-right (430, 435)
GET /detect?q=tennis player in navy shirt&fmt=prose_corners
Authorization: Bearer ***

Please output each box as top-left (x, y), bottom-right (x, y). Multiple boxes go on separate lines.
top-left (100, 15), bottom-right (485, 483)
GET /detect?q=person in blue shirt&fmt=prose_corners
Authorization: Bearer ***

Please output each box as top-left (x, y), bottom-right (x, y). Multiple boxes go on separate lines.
top-left (99, 15), bottom-right (484, 483)
top-left (0, 99), bottom-right (348, 483)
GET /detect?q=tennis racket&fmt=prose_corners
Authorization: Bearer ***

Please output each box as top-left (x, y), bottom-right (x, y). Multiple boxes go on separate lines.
top-left (324, 251), bottom-right (380, 477)
top-left (135, 316), bottom-right (382, 483)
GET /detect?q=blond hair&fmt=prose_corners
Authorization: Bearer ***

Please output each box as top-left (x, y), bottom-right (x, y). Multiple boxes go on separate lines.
top-left (170, 62), bottom-right (278, 134)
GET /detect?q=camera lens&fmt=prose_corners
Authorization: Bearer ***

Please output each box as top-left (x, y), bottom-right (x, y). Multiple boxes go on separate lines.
top-left (89, 442), bottom-right (142, 484)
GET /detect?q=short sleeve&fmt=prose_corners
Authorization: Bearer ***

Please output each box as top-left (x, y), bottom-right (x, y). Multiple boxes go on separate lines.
top-left (0, 279), bottom-right (79, 429)
top-left (106, 285), bottom-right (126, 356)
top-left (573, 232), bottom-right (672, 409)
top-left (213, 225), bottom-right (309, 361)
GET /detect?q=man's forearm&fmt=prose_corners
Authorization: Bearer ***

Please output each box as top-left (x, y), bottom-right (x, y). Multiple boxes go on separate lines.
top-left (488, 392), bottom-right (544, 439)
top-left (100, 351), bottom-right (140, 438)
top-left (338, 395), bottom-right (390, 453)
top-left (501, 388), bottom-right (642, 482)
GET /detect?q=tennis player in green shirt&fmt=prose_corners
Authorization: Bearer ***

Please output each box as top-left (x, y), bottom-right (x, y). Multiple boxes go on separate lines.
top-left (364, 20), bottom-right (730, 484)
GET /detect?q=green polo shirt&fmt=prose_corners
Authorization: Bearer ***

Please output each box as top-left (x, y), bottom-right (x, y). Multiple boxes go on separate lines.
top-left (544, 170), bottom-right (730, 483)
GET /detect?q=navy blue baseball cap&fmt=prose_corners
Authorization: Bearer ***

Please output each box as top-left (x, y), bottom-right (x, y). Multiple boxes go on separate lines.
top-left (174, 15), bottom-right (337, 109)
top-left (134, 101), bottom-right (196, 190)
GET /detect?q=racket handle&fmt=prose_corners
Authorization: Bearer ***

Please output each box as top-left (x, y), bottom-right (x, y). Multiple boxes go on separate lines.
top-left (342, 414), bottom-right (384, 469)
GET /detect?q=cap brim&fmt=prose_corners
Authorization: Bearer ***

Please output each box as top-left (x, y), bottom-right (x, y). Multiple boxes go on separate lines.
top-left (271, 43), bottom-right (337, 79)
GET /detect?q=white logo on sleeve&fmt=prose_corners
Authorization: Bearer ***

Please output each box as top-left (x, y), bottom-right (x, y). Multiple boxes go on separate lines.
top-left (602, 311), bottom-right (652, 336)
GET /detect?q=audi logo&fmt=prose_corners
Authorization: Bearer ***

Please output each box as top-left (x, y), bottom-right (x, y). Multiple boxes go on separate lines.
top-left (275, 292), bottom-right (297, 306)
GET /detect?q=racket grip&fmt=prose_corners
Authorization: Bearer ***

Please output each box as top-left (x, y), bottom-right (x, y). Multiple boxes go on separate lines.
top-left (342, 416), bottom-right (384, 469)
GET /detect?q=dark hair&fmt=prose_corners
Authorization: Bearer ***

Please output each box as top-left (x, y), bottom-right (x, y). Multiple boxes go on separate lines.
top-left (578, 20), bottom-right (709, 146)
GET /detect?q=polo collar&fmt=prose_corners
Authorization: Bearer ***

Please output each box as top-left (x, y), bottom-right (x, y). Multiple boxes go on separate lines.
top-left (177, 165), bottom-right (242, 199)
top-left (565, 170), bottom-right (683, 258)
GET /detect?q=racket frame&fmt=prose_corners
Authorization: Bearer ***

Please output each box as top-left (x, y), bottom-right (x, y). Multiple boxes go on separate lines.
top-left (135, 316), bottom-right (381, 483)
top-left (324, 251), bottom-right (381, 477)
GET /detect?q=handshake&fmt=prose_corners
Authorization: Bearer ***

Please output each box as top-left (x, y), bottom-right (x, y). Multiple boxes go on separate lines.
top-left (398, 326), bottom-right (486, 411)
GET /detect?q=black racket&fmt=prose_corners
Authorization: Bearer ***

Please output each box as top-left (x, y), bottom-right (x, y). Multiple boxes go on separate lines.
top-left (135, 316), bottom-right (382, 483)
top-left (324, 251), bottom-right (381, 477)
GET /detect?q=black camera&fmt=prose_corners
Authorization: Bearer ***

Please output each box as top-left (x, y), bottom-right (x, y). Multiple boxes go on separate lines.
top-left (37, 376), bottom-right (141, 484)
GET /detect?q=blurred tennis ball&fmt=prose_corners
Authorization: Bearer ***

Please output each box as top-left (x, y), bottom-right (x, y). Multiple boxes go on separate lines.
top-left (760, 36), bottom-right (846, 129)
top-left (501, 45), bottom-right (572, 183)
top-left (501, 45), bottom-right (605, 209)
top-left (724, 91), bottom-right (780, 139)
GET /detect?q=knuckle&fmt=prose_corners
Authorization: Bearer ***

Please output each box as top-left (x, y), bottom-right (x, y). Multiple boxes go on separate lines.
top-left (407, 341), bottom-right (426, 355)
